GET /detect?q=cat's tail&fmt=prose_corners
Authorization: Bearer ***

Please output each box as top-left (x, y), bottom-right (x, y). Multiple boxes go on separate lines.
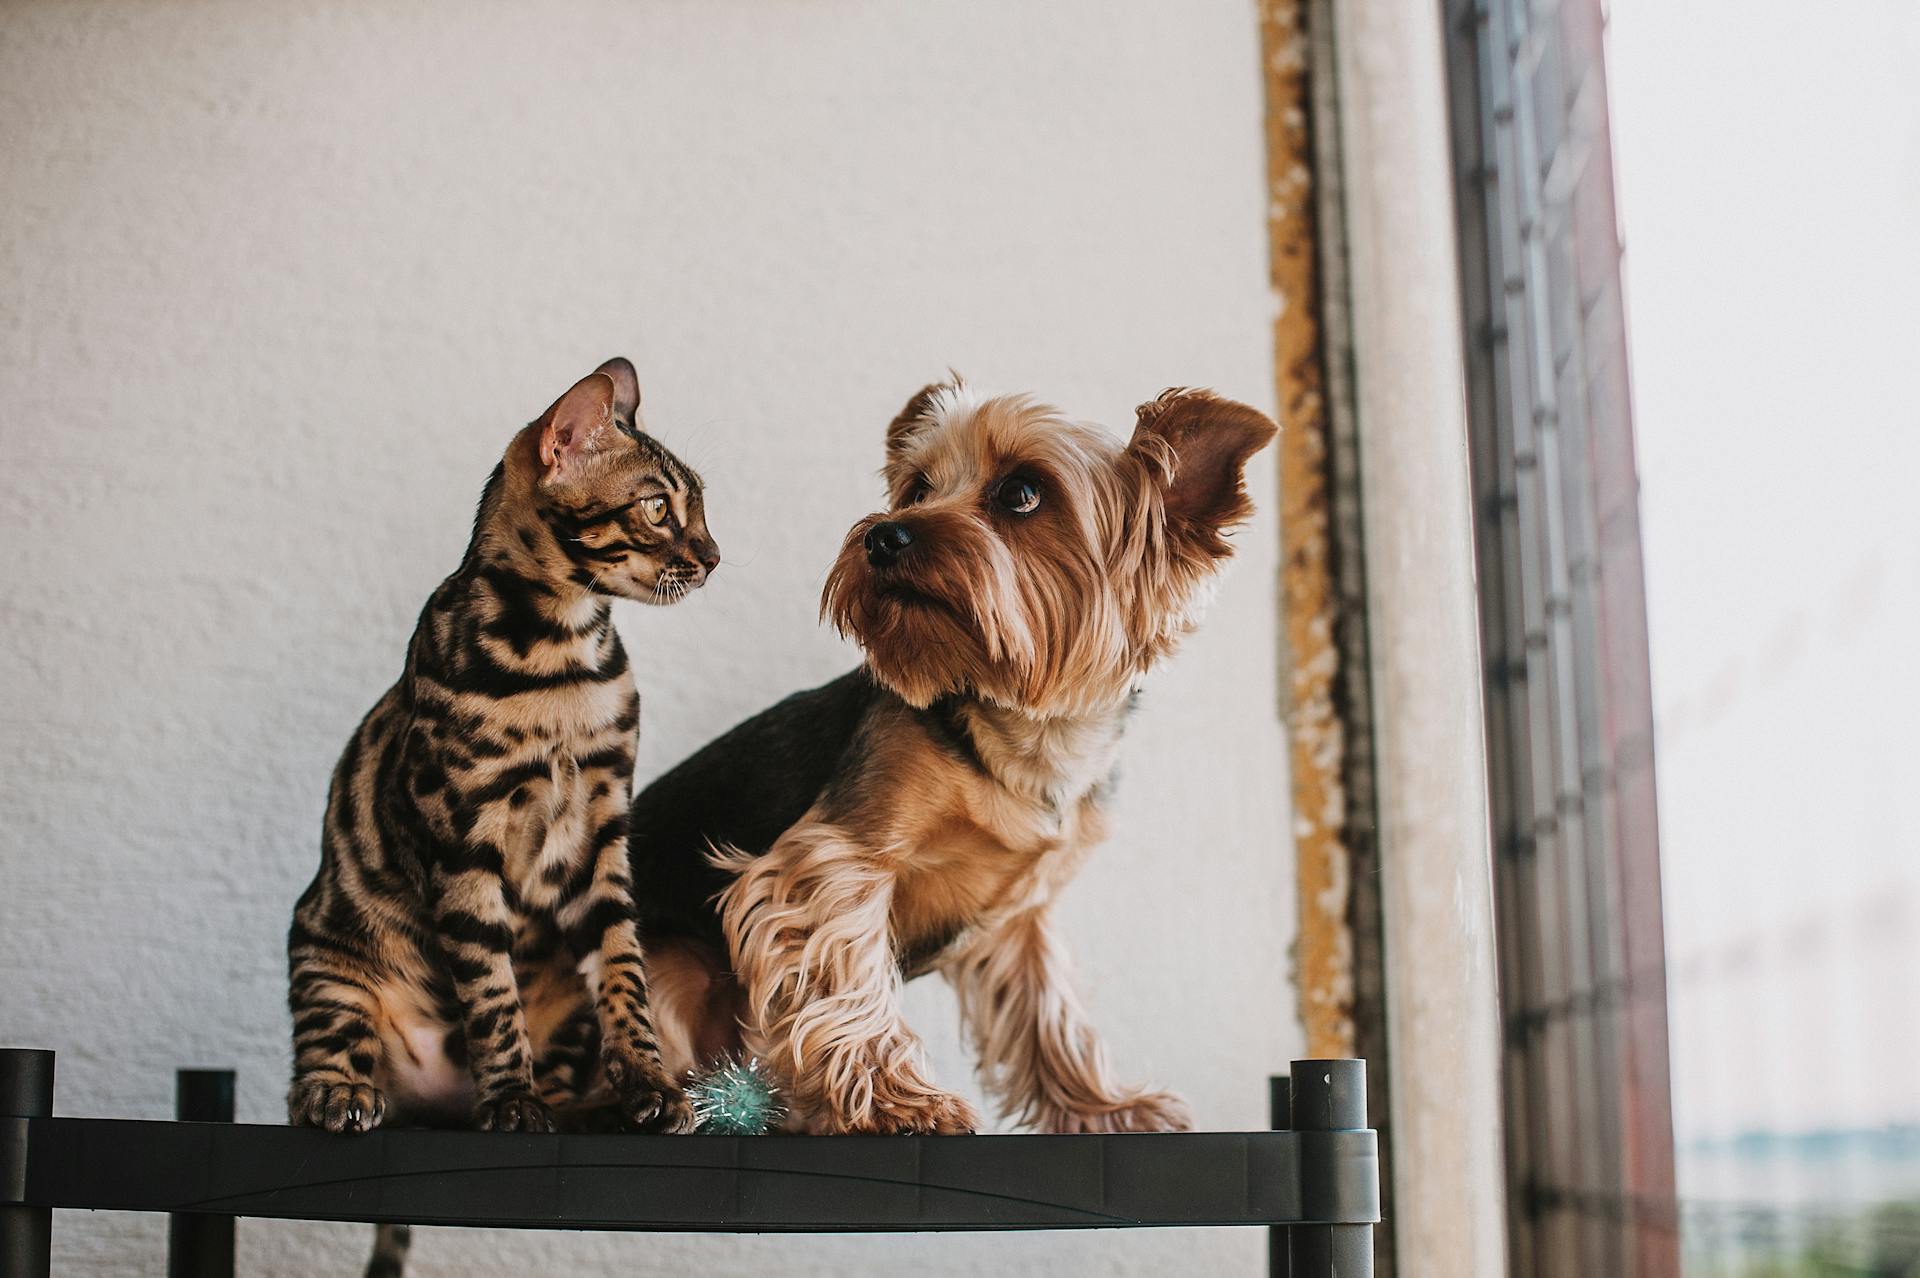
top-left (364, 1222), bottom-right (412, 1278)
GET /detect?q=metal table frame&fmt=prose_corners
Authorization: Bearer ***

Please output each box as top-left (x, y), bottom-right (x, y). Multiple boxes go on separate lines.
top-left (2, 1049), bottom-right (1378, 1276)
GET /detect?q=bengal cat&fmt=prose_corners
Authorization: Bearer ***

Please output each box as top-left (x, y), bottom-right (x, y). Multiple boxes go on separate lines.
top-left (287, 357), bottom-right (716, 1138)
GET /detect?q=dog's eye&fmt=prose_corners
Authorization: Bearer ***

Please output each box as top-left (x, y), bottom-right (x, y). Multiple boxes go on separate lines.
top-left (993, 476), bottom-right (1041, 515)
top-left (905, 477), bottom-right (931, 506)
top-left (642, 495), bottom-right (670, 526)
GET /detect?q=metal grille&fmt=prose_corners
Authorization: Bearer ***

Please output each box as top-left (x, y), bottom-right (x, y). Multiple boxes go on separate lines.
top-left (1439, 2), bottom-right (1680, 1275)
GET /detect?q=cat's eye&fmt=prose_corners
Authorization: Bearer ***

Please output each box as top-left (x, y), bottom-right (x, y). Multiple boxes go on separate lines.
top-left (642, 495), bottom-right (670, 526)
top-left (993, 475), bottom-right (1041, 515)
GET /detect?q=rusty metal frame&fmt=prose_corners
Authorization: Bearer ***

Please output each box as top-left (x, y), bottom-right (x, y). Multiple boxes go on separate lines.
top-left (1260, 1), bottom-right (1395, 1272)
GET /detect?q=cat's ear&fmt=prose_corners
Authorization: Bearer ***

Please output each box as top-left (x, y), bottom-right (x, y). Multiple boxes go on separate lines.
top-left (592, 356), bottom-right (642, 429)
top-left (537, 371), bottom-right (619, 479)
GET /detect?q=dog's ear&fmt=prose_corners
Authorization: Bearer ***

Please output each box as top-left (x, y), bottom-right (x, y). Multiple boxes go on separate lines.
top-left (537, 370), bottom-right (620, 481)
top-left (1127, 388), bottom-right (1278, 552)
top-left (591, 356), bottom-right (642, 430)
top-left (885, 374), bottom-right (962, 456)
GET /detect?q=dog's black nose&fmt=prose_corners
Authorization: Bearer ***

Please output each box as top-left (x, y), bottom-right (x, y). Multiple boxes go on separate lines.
top-left (864, 520), bottom-right (913, 567)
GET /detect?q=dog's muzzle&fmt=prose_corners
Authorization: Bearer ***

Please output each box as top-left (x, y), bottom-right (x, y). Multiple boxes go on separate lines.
top-left (864, 520), bottom-right (914, 568)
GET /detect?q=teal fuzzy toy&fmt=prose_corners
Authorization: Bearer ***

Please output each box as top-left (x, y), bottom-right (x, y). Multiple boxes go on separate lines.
top-left (686, 1058), bottom-right (785, 1135)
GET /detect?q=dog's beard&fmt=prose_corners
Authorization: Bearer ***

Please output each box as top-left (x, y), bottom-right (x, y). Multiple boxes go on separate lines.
top-left (820, 512), bottom-right (1152, 717)
top-left (817, 521), bottom-right (983, 710)
top-left (839, 588), bottom-right (984, 709)
top-left (821, 515), bottom-right (1018, 708)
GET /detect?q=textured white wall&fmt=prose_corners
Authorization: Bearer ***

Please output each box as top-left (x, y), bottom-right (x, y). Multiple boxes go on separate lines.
top-left (0, 2), bottom-right (1295, 1274)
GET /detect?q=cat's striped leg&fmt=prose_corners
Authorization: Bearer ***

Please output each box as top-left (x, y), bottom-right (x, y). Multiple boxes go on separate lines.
top-left (564, 800), bottom-right (694, 1133)
top-left (532, 996), bottom-right (598, 1103)
top-left (430, 864), bottom-right (552, 1132)
top-left (532, 1000), bottom-right (625, 1131)
top-left (286, 931), bottom-right (388, 1134)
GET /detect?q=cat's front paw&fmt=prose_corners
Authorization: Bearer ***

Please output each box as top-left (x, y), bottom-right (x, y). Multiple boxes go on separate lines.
top-left (622, 1079), bottom-right (697, 1134)
top-left (288, 1077), bottom-right (387, 1134)
top-left (603, 1048), bottom-right (696, 1133)
top-left (1044, 1089), bottom-right (1194, 1134)
top-left (474, 1091), bottom-right (554, 1133)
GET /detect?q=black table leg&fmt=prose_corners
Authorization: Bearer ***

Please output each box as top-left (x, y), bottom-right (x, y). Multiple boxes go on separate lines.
top-left (1289, 1059), bottom-right (1374, 1278)
top-left (1270, 1073), bottom-right (1292, 1278)
top-left (167, 1069), bottom-right (235, 1278)
top-left (1, 1049), bottom-right (55, 1278)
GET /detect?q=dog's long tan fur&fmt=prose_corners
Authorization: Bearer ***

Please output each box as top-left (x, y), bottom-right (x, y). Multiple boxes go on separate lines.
top-left (681, 382), bottom-right (1276, 1134)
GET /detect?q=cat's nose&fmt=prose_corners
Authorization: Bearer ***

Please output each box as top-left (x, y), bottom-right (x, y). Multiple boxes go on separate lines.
top-left (864, 521), bottom-right (913, 568)
top-left (694, 539), bottom-right (721, 574)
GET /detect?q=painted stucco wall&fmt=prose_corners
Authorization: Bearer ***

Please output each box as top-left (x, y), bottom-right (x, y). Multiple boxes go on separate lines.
top-left (0, 2), bottom-right (1296, 1273)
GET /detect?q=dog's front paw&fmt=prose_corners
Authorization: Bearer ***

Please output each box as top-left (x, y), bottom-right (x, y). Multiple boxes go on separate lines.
top-left (288, 1077), bottom-right (387, 1134)
top-left (1045, 1089), bottom-right (1194, 1134)
top-left (844, 1090), bottom-right (981, 1135)
top-left (474, 1091), bottom-right (554, 1133)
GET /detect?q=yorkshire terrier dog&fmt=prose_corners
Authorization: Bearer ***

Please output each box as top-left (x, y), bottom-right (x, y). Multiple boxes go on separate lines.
top-left (629, 380), bottom-right (1276, 1133)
